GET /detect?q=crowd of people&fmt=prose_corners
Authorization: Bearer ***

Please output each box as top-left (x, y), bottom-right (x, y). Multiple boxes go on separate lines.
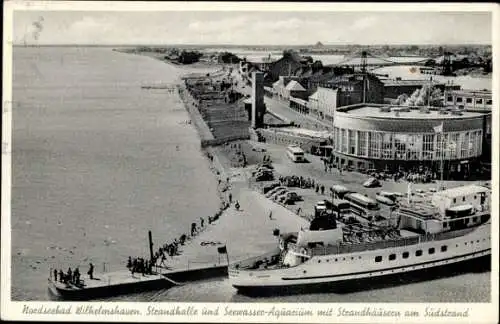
top-left (278, 175), bottom-right (316, 189)
top-left (52, 263), bottom-right (94, 286)
top-left (125, 202), bottom-right (234, 275)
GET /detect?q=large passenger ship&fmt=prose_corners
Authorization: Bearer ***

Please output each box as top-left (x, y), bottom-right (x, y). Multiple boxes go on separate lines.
top-left (228, 184), bottom-right (491, 295)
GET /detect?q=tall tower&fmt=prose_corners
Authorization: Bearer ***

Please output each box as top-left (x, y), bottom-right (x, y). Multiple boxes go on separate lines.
top-left (361, 51), bottom-right (368, 103)
top-left (251, 72), bottom-right (265, 128)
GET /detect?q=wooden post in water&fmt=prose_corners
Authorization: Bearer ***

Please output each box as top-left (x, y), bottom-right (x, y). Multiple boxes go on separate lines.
top-left (148, 231), bottom-right (154, 263)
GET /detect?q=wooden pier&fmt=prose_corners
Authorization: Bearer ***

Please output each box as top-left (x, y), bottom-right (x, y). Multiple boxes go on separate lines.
top-left (49, 264), bottom-right (228, 300)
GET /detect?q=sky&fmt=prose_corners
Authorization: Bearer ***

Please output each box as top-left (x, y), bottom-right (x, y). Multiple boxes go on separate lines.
top-left (12, 10), bottom-right (493, 46)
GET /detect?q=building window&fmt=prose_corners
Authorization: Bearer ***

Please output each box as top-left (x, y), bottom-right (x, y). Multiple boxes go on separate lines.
top-left (456, 97), bottom-right (463, 103)
top-left (441, 245), bottom-right (448, 252)
top-left (416, 250), bottom-right (423, 257)
top-left (402, 252), bottom-right (409, 259)
top-left (443, 222), bottom-right (448, 228)
top-left (466, 98), bottom-right (473, 104)
top-left (453, 198), bottom-right (457, 203)
top-left (476, 98), bottom-right (483, 104)
top-left (389, 254), bottom-right (396, 261)
top-left (375, 256), bottom-right (382, 262)
top-left (357, 131), bottom-right (367, 157)
top-left (463, 197), bottom-right (466, 202)
top-left (486, 99), bottom-right (492, 105)
top-left (428, 247), bottom-right (435, 254)
top-left (348, 129), bottom-right (356, 155)
top-left (341, 129), bottom-right (348, 154)
top-left (447, 96), bottom-right (453, 102)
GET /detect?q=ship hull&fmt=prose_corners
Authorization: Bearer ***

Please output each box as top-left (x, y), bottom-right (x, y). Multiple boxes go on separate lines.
top-left (233, 254), bottom-right (490, 296)
top-left (230, 223), bottom-right (491, 296)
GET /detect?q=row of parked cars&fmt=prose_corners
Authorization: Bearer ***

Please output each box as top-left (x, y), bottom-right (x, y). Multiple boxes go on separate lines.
top-left (264, 185), bottom-right (302, 205)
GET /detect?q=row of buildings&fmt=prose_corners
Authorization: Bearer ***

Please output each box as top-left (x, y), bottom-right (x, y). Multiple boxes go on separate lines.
top-left (240, 51), bottom-right (492, 178)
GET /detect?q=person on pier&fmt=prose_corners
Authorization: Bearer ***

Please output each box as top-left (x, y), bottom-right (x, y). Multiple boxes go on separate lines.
top-left (73, 267), bottom-right (80, 285)
top-left (53, 269), bottom-right (58, 282)
top-left (87, 263), bottom-right (94, 280)
top-left (67, 268), bottom-right (72, 284)
top-left (58, 269), bottom-right (64, 283)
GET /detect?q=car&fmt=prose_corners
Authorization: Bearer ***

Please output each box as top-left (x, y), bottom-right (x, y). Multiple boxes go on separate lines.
top-left (378, 191), bottom-right (397, 201)
top-left (252, 147), bottom-right (267, 152)
top-left (265, 186), bottom-right (286, 198)
top-left (257, 162), bottom-right (274, 169)
top-left (284, 192), bottom-right (302, 203)
top-left (255, 171), bottom-right (274, 182)
top-left (262, 182), bottom-right (280, 194)
top-left (272, 189), bottom-right (288, 200)
top-left (375, 194), bottom-right (396, 206)
top-left (363, 177), bottom-right (381, 188)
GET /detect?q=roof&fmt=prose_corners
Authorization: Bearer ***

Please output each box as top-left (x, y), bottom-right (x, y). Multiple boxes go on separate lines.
top-left (343, 105), bottom-right (484, 120)
top-left (435, 184), bottom-right (489, 198)
top-left (382, 79), bottom-right (444, 87)
top-left (247, 57), bottom-right (277, 64)
top-left (285, 80), bottom-right (306, 91)
top-left (447, 89), bottom-right (492, 98)
top-left (309, 87), bottom-right (338, 101)
top-left (279, 127), bottom-right (331, 139)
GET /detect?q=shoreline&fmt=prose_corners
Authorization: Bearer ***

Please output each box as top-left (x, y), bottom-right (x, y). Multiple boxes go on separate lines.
top-left (115, 48), bottom-right (230, 71)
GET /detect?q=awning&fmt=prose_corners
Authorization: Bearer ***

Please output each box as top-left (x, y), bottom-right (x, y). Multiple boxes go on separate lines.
top-left (447, 204), bottom-right (474, 212)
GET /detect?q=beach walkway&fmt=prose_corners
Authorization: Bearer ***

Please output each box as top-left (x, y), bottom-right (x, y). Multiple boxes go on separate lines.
top-left (166, 179), bottom-right (309, 271)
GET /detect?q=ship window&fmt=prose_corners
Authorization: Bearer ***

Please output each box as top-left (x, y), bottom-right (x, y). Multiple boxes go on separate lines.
top-left (335, 258), bottom-right (338, 262)
top-left (375, 256), bottom-right (382, 262)
top-left (389, 254), bottom-right (396, 261)
top-left (476, 240), bottom-right (480, 243)
top-left (474, 195), bottom-right (477, 199)
top-left (318, 260), bottom-right (321, 263)
top-left (402, 252), bottom-right (409, 259)
top-left (428, 248), bottom-right (435, 254)
top-left (465, 242), bottom-right (467, 245)
top-left (416, 250), bottom-right (423, 256)
top-left (351, 257), bottom-right (354, 260)
top-left (441, 245), bottom-right (447, 252)
top-left (462, 197), bottom-right (466, 202)
top-left (453, 198), bottom-right (457, 203)
top-left (342, 258), bottom-right (345, 261)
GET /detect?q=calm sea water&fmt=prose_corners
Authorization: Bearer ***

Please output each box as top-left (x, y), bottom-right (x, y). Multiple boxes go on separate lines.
top-left (11, 47), bottom-right (490, 302)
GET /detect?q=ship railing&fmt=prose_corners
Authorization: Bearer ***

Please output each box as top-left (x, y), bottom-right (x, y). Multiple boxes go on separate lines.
top-left (419, 226), bottom-right (476, 243)
top-left (310, 225), bottom-right (481, 256)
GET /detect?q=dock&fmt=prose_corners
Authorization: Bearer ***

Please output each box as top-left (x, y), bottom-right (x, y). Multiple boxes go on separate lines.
top-left (49, 264), bottom-right (228, 300)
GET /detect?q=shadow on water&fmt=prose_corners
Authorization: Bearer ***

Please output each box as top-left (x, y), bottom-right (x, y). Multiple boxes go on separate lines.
top-left (235, 255), bottom-right (490, 298)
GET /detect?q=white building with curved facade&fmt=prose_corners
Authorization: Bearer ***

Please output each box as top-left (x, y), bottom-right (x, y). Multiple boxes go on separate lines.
top-left (332, 104), bottom-right (488, 178)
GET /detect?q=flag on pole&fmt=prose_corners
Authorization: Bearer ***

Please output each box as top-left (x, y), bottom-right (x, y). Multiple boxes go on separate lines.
top-left (407, 182), bottom-right (411, 204)
top-left (433, 122), bottom-right (443, 133)
top-left (217, 245), bottom-right (227, 254)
